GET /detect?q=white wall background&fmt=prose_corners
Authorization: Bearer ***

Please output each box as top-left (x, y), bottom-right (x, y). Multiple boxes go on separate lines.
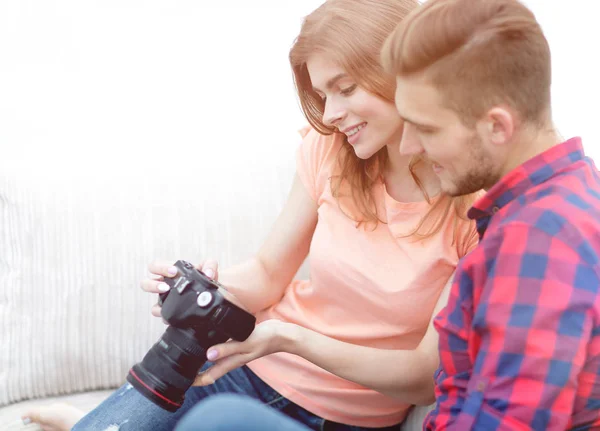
top-left (523, 0), bottom-right (600, 155)
top-left (0, 0), bottom-right (598, 191)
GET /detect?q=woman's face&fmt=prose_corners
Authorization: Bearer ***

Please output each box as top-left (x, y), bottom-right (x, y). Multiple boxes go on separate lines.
top-left (306, 54), bottom-right (404, 159)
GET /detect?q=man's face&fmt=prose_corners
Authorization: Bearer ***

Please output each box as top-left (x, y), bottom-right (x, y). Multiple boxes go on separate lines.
top-left (394, 75), bottom-right (503, 196)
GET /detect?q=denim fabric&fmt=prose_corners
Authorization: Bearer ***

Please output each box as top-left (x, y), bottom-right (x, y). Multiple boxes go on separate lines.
top-left (174, 394), bottom-right (311, 431)
top-left (71, 364), bottom-right (286, 431)
top-left (174, 394), bottom-right (404, 431)
top-left (72, 364), bottom-right (402, 431)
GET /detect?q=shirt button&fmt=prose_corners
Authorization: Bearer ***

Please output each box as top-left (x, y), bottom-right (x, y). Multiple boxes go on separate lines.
top-left (492, 206), bottom-right (500, 214)
top-left (477, 381), bottom-right (486, 391)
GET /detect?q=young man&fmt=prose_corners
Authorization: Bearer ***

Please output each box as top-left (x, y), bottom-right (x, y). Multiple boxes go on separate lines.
top-left (382, 0), bottom-right (600, 429)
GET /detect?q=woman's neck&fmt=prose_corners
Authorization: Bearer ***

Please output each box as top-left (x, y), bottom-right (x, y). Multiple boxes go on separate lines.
top-left (383, 141), bottom-right (441, 203)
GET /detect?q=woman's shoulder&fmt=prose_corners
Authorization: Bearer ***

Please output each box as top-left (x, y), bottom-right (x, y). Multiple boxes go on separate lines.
top-left (296, 126), bottom-right (345, 201)
top-left (298, 125), bottom-right (343, 149)
top-left (297, 126), bottom-right (345, 172)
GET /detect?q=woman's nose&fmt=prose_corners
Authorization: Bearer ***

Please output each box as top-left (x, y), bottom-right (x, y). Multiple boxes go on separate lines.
top-left (322, 99), bottom-right (346, 128)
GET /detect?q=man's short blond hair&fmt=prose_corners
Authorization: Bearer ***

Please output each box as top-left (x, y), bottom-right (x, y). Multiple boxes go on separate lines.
top-left (382, 0), bottom-right (552, 127)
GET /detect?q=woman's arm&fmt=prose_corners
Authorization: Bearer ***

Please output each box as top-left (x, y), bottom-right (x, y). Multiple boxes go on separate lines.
top-left (199, 273), bottom-right (453, 406)
top-left (288, 274), bottom-right (452, 404)
top-left (144, 173), bottom-right (318, 316)
top-left (216, 174), bottom-right (318, 314)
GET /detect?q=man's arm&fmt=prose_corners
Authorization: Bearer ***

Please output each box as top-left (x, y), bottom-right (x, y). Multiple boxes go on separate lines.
top-left (442, 223), bottom-right (599, 430)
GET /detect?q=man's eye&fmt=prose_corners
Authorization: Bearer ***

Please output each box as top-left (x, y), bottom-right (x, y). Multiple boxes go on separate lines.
top-left (340, 84), bottom-right (357, 96)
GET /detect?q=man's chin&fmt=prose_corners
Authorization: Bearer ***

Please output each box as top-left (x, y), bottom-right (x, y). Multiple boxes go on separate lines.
top-left (441, 180), bottom-right (477, 197)
top-left (443, 187), bottom-right (464, 198)
top-left (440, 179), bottom-right (458, 197)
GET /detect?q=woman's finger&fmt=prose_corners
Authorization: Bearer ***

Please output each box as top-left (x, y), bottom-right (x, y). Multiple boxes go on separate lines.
top-left (205, 340), bottom-right (248, 362)
top-left (148, 261), bottom-right (179, 278)
top-left (192, 353), bottom-right (253, 386)
top-left (140, 278), bottom-right (171, 293)
top-left (197, 259), bottom-right (219, 280)
top-left (151, 303), bottom-right (162, 317)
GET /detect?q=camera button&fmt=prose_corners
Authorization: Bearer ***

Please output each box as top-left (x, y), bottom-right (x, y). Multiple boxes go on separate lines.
top-left (175, 278), bottom-right (191, 293)
top-left (197, 291), bottom-right (213, 308)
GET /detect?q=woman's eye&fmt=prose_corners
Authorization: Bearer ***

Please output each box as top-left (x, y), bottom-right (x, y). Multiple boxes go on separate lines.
top-left (340, 84), bottom-right (357, 96)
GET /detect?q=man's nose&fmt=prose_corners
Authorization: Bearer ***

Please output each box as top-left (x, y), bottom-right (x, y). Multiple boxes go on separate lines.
top-left (399, 123), bottom-right (425, 156)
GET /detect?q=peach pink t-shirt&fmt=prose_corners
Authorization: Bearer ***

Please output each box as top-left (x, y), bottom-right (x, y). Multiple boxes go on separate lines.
top-left (247, 128), bottom-right (478, 427)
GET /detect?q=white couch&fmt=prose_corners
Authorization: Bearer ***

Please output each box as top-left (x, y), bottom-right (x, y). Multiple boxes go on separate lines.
top-left (0, 150), bottom-right (293, 429)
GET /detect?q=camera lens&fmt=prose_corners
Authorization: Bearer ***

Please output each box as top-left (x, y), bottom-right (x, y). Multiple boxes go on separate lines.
top-left (126, 260), bottom-right (256, 412)
top-left (126, 325), bottom-right (228, 411)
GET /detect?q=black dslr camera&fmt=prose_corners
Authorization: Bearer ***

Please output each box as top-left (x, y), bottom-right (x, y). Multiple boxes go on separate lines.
top-left (127, 260), bottom-right (256, 412)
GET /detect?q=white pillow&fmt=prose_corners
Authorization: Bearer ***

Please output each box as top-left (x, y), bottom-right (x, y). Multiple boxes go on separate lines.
top-left (0, 154), bottom-right (295, 406)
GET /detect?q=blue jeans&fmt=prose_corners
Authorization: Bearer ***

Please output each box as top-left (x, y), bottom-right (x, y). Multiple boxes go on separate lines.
top-left (174, 394), bottom-right (311, 431)
top-left (72, 365), bottom-right (403, 431)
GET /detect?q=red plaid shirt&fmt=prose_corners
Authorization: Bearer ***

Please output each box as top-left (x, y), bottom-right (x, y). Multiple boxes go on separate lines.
top-left (425, 138), bottom-right (600, 430)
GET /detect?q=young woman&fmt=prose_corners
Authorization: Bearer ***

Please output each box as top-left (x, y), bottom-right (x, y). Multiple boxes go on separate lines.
top-left (24, 0), bottom-right (478, 430)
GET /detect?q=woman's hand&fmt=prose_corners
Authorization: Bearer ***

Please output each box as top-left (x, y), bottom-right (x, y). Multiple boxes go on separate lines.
top-left (193, 319), bottom-right (297, 386)
top-left (140, 259), bottom-right (245, 319)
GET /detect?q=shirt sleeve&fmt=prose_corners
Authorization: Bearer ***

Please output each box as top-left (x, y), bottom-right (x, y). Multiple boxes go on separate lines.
top-left (295, 127), bottom-right (342, 203)
top-left (442, 222), bottom-right (599, 430)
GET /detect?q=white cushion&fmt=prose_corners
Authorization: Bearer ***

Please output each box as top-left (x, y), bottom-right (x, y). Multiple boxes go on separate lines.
top-left (0, 150), bottom-right (296, 406)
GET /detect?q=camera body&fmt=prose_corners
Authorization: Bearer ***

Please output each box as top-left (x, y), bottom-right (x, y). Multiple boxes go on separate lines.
top-left (159, 260), bottom-right (255, 341)
top-left (127, 260), bottom-right (256, 411)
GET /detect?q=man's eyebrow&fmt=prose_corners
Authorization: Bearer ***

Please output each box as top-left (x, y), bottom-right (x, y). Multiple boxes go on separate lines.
top-left (313, 73), bottom-right (349, 93)
top-left (400, 114), bottom-right (437, 130)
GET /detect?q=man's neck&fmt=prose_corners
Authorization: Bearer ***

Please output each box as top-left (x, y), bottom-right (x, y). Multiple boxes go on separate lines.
top-left (500, 123), bottom-right (562, 178)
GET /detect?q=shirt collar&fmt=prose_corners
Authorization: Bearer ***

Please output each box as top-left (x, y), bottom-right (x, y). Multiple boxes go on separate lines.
top-left (468, 137), bottom-right (585, 220)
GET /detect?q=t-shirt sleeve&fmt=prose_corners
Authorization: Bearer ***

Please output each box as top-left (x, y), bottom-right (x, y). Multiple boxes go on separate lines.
top-left (458, 220), bottom-right (479, 258)
top-left (295, 126), bottom-right (342, 203)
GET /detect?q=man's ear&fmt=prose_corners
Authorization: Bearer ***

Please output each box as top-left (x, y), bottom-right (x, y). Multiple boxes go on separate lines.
top-left (477, 107), bottom-right (515, 147)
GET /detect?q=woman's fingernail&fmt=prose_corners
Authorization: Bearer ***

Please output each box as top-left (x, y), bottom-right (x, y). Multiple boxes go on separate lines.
top-left (167, 267), bottom-right (177, 276)
top-left (204, 269), bottom-right (214, 279)
top-left (22, 418), bottom-right (31, 425)
top-left (207, 349), bottom-right (218, 361)
top-left (158, 283), bottom-right (170, 292)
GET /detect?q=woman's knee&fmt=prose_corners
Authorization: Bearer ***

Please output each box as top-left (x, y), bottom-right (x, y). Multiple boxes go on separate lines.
top-left (175, 394), bottom-right (262, 430)
top-left (175, 394), bottom-right (307, 431)
top-left (72, 383), bottom-right (180, 431)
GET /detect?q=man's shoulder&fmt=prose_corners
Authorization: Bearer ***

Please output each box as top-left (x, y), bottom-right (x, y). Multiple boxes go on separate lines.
top-left (496, 177), bottom-right (600, 258)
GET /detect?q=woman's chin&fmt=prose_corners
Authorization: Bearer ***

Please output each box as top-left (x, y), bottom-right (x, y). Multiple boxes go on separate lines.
top-left (352, 146), bottom-right (376, 160)
top-left (354, 148), bottom-right (375, 160)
